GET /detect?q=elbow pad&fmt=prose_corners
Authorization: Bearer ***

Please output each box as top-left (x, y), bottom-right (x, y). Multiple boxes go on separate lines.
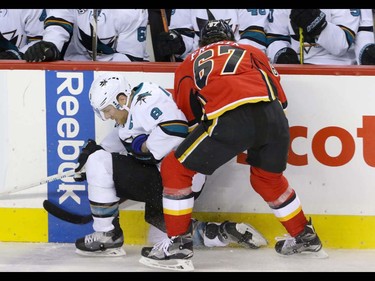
top-left (275, 47), bottom-right (300, 64)
top-left (359, 44), bottom-right (375, 65)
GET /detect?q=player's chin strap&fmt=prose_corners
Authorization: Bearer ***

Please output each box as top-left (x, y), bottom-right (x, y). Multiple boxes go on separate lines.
top-left (116, 93), bottom-right (132, 118)
top-left (123, 89), bottom-right (134, 113)
top-left (122, 104), bottom-right (130, 114)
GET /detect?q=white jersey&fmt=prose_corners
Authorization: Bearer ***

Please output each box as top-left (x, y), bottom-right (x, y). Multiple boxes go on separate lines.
top-left (169, 9), bottom-right (269, 59)
top-left (86, 81), bottom-right (206, 223)
top-left (354, 9), bottom-right (375, 64)
top-left (101, 81), bottom-right (187, 161)
top-left (43, 9), bottom-right (150, 62)
top-left (267, 9), bottom-right (361, 65)
top-left (0, 9), bottom-right (45, 53)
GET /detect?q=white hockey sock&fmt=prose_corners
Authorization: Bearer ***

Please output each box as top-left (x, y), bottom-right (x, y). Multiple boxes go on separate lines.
top-left (93, 216), bottom-right (115, 232)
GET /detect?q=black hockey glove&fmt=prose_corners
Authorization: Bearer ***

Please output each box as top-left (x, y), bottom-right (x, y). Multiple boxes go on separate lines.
top-left (24, 41), bottom-right (60, 62)
top-left (290, 21), bottom-right (316, 44)
top-left (0, 49), bottom-right (24, 60)
top-left (75, 139), bottom-right (103, 172)
top-left (157, 30), bottom-right (186, 56)
top-left (274, 47), bottom-right (300, 64)
top-left (73, 172), bottom-right (87, 182)
top-left (359, 44), bottom-right (375, 65)
top-left (290, 9), bottom-right (327, 38)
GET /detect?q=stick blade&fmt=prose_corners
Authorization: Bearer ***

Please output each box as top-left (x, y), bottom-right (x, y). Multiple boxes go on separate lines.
top-left (139, 256), bottom-right (194, 272)
top-left (43, 200), bottom-right (92, 224)
top-left (76, 247), bottom-right (126, 257)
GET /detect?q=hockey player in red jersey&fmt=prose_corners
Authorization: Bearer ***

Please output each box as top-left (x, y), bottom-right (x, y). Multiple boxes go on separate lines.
top-left (140, 19), bottom-right (327, 271)
top-left (73, 72), bottom-right (267, 258)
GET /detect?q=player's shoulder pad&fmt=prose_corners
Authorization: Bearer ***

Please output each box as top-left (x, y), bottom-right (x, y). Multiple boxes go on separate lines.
top-left (131, 82), bottom-right (171, 107)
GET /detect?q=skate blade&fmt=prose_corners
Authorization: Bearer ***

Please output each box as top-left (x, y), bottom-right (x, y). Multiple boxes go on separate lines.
top-left (239, 223), bottom-right (268, 248)
top-left (139, 256), bottom-right (194, 272)
top-left (75, 247), bottom-right (126, 257)
top-left (277, 248), bottom-right (329, 259)
top-left (305, 248), bottom-right (329, 259)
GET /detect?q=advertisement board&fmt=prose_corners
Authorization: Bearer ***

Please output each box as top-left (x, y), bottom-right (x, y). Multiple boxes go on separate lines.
top-left (1, 62), bottom-right (374, 248)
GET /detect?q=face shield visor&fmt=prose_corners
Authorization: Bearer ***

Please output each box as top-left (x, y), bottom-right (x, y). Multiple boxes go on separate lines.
top-left (92, 93), bottom-right (131, 121)
top-left (93, 107), bottom-right (108, 121)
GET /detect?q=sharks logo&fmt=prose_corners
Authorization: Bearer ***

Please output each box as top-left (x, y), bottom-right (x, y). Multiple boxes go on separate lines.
top-left (99, 78), bottom-right (108, 87)
top-left (78, 10), bottom-right (116, 57)
top-left (303, 42), bottom-right (320, 55)
top-left (78, 28), bottom-right (117, 56)
top-left (0, 29), bottom-right (18, 48)
top-left (135, 92), bottom-right (152, 105)
top-left (196, 9), bottom-right (233, 34)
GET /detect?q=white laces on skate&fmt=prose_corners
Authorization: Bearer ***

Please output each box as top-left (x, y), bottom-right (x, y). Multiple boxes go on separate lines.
top-left (275, 234), bottom-right (296, 248)
top-left (84, 232), bottom-right (105, 243)
top-left (139, 236), bottom-right (195, 272)
top-left (76, 230), bottom-right (126, 257)
top-left (275, 234), bottom-right (329, 258)
top-left (152, 237), bottom-right (173, 256)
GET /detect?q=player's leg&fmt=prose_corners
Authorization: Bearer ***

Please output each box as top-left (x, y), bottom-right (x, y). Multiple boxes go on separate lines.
top-left (141, 110), bottom-right (255, 269)
top-left (75, 150), bottom-right (125, 256)
top-left (190, 174), bottom-right (267, 249)
top-left (248, 100), bottom-right (326, 257)
top-left (192, 219), bottom-right (268, 249)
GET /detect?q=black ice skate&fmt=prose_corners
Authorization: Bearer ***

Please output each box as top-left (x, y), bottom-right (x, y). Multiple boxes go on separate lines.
top-left (75, 217), bottom-right (125, 257)
top-left (274, 217), bottom-right (328, 258)
top-left (139, 226), bottom-right (194, 271)
top-left (218, 221), bottom-right (268, 249)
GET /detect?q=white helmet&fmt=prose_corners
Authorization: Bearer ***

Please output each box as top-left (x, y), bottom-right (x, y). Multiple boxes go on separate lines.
top-left (89, 72), bottom-right (132, 121)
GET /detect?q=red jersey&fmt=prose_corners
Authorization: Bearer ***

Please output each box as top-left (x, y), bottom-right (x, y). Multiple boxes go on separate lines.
top-left (173, 40), bottom-right (288, 126)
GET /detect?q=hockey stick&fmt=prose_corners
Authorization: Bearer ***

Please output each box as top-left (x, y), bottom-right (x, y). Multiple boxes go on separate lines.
top-left (0, 169), bottom-right (82, 196)
top-left (43, 198), bottom-right (127, 224)
top-left (91, 9), bottom-right (98, 61)
top-left (43, 199), bottom-right (93, 224)
top-left (160, 9), bottom-right (176, 62)
top-left (299, 27), bottom-right (304, 64)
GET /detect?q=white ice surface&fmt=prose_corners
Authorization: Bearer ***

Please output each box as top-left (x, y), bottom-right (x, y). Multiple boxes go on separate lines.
top-left (0, 242), bottom-right (374, 272)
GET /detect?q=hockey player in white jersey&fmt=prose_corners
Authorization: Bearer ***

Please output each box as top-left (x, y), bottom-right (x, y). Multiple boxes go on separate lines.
top-left (0, 9), bottom-right (45, 59)
top-left (24, 9), bottom-right (150, 62)
top-left (267, 9), bottom-right (361, 65)
top-left (73, 72), bottom-right (267, 256)
top-left (157, 9), bottom-right (269, 61)
top-left (354, 9), bottom-right (375, 65)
